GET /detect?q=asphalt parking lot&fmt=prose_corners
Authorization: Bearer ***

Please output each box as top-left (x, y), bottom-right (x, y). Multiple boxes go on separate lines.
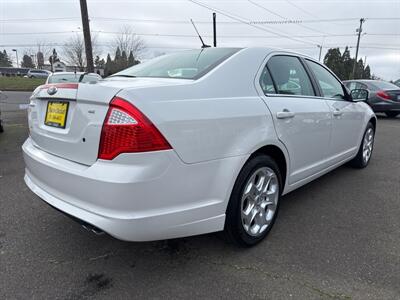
top-left (0, 91), bottom-right (399, 300)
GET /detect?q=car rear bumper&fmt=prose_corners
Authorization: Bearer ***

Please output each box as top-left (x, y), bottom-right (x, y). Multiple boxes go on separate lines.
top-left (23, 137), bottom-right (245, 241)
top-left (370, 102), bottom-right (400, 112)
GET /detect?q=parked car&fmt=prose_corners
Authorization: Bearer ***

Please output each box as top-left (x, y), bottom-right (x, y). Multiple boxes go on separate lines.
top-left (46, 72), bottom-right (102, 84)
top-left (27, 69), bottom-right (51, 79)
top-left (23, 48), bottom-right (376, 246)
top-left (343, 79), bottom-right (400, 118)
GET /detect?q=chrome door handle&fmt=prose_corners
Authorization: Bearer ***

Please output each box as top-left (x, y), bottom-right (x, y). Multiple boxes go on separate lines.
top-left (333, 109), bottom-right (343, 116)
top-left (277, 110), bottom-right (295, 119)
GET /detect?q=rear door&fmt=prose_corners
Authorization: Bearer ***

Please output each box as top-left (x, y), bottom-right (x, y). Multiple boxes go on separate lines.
top-left (258, 55), bottom-right (332, 184)
top-left (305, 59), bottom-right (364, 162)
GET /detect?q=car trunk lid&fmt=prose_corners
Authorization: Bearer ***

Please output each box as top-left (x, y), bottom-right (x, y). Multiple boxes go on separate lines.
top-left (28, 83), bottom-right (120, 166)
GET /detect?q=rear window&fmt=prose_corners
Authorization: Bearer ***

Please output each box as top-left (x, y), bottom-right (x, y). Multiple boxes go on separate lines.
top-left (370, 81), bottom-right (399, 90)
top-left (113, 48), bottom-right (241, 79)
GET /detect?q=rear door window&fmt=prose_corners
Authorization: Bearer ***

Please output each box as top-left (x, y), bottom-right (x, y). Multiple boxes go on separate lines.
top-left (267, 55), bottom-right (315, 96)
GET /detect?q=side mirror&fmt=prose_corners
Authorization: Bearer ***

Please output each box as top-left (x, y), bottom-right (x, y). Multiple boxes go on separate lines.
top-left (351, 88), bottom-right (369, 102)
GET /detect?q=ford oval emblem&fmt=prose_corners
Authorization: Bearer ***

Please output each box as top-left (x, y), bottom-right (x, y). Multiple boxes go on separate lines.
top-left (47, 86), bottom-right (58, 95)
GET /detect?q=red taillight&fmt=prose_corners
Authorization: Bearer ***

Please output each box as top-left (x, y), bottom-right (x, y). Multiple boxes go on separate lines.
top-left (377, 90), bottom-right (391, 100)
top-left (98, 97), bottom-right (171, 160)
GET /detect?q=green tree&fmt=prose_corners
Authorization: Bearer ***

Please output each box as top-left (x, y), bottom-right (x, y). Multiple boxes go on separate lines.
top-left (121, 50), bottom-right (128, 69)
top-left (21, 54), bottom-right (35, 68)
top-left (324, 46), bottom-right (372, 80)
top-left (363, 65), bottom-right (371, 79)
top-left (127, 51), bottom-right (139, 67)
top-left (355, 59), bottom-right (365, 79)
top-left (37, 51), bottom-right (44, 69)
top-left (323, 48), bottom-right (344, 79)
top-left (113, 47), bottom-right (124, 73)
top-left (341, 47), bottom-right (353, 80)
top-left (0, 50), bottom-right (13, 67)
top-left (104, 54), bottom-right (113, 76)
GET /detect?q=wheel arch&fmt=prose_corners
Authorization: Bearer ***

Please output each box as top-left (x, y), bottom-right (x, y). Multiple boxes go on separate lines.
top-left (369, 116), bottom-right (377, 130)
top-left (250, 144), bottom-right (288, 193)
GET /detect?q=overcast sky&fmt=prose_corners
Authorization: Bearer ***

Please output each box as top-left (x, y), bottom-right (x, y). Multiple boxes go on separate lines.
top-left (1, 0), bottom-right (399, 80)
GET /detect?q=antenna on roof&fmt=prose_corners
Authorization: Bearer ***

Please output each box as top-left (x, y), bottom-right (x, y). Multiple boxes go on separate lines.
top-left (190, 19), bottom-right (211, 48)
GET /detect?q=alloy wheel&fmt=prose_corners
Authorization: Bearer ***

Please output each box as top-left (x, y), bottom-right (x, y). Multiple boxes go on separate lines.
top-left (240, 167), bottom-right (279, 237)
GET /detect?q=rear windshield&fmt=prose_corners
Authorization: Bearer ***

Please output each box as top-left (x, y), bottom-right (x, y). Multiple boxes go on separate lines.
top-left (370, 81), bottom-right (399, 90)
top-left (112, 48), bottom-right (241, 80)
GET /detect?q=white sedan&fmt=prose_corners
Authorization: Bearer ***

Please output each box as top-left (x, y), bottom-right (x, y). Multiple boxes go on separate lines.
top-left (23, 48), bottom-right (376, 246)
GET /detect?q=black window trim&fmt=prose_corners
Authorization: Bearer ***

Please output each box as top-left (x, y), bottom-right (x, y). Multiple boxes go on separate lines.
top-left (303, 58), bottom-right (352, 102)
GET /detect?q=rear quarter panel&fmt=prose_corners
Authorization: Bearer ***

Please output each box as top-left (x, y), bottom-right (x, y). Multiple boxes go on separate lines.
top-left (117, 48), bottom-right (283, 164)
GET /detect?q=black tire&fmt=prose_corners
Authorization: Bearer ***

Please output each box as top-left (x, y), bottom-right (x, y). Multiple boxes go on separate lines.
top-left (224, 154), bottom-right (282, 247)
top-left (385, 112), bottom-right (399, 118)
top-left (0, 120), bottom-right (3, 133)
top-left (350, 122), bottom-right (375, 168)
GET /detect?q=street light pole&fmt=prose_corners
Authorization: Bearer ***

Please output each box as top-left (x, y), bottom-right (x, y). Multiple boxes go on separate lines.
top-left (12, 49), bottom-right (19, 68)
top-left (213, 13), bottom-right (217, 47)
top-left (317, 45), bottom-right (323, 62)
top-left (351, 18), bottom-right (365, 79)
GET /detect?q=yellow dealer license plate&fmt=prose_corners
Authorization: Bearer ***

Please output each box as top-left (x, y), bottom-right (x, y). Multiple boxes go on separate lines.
top-left (45, 101), bottom-right (69, 129)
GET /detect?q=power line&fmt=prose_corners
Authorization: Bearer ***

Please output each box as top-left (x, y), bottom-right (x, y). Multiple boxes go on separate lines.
top-left (92, 16), bottom-right (361, 25)
top-left (187, 0), bottom-right (318, 46)
top-left (2, 41), bottom-right (398, 50)
top-left (2, 30), bottom-right (399, 39)
top-left (0, 17), bottom-right (79, 23)
top-left (1, 16), bottom-right (399, 24)
top-left (0, 42), bottom-right (193, 49)
top-left (285, 0), bottom-right (319, 19)
top-left (247, 0), bottom-right (329, 36)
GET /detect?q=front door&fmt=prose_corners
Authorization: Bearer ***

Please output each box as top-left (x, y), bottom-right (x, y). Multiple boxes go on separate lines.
top-left (305, 59), bottom-right (364, 163)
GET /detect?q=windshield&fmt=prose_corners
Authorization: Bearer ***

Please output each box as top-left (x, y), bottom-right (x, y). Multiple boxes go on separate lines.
top-left (48, 74), bottom-right (100, 83)
top-left (113, 48), bottom-right (241, 80)
top-left (371, 81), bottom-right (399, 90)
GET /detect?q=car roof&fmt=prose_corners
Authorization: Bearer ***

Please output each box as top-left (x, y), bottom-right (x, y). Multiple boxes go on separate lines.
top-left (29, 69), bottom-right (50, 72)
top-left (50, 72), bottom-right (99, 76)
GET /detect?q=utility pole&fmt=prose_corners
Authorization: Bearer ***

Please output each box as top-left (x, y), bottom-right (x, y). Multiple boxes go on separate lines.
top-left (79, 0), bottom-right (94, 72)
top-left (213, 13), bottom-right (217, 47)
top-left (317, 45), bottom-right (322, 62)
top-left (351, 18), bottom-right (365, 79)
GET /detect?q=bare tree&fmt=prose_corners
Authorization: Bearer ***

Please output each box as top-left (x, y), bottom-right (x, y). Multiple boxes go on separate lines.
top-left (112, 25), bottom-right (145, 58)
top-left (35, 40), bottom-right (52, 69)
top-left (35, 40), bottom-right (52, 58)
top-left (63, 34), bottom-right (100, 71)
top-left (63, 35), bottom-right (85, 70)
